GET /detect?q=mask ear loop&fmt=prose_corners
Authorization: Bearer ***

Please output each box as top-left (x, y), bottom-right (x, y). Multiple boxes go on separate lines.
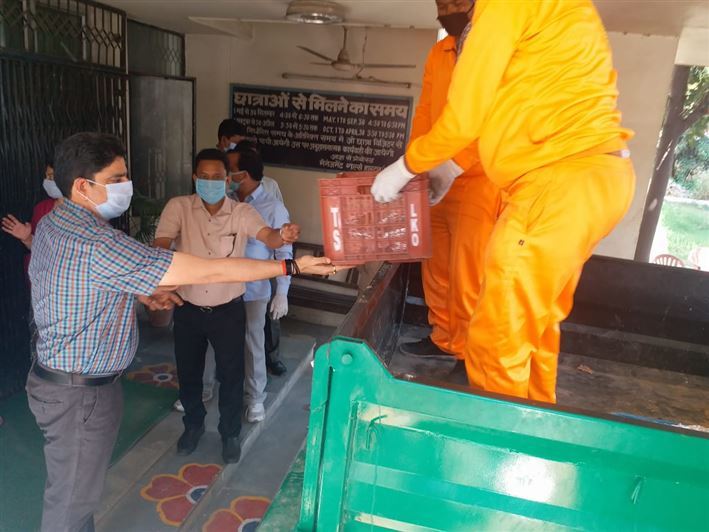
top-left (75, 179), bottom-right (102, 208)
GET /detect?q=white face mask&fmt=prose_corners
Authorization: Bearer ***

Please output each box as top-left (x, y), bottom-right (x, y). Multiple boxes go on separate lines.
top-left (42, 179), bottom-right (63, 199)
top-left (225, 142), bottom-right (237, 152)
top-left (78, 180), bottom-right (133, 219)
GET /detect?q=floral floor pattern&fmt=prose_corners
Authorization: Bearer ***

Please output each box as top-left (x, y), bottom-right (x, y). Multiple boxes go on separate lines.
top-left (141, 463), bottom-right (222, 526)
top-left (202, 496), bottom-right (271, 532)
top-left (127, 363), bottom-right (179, 389)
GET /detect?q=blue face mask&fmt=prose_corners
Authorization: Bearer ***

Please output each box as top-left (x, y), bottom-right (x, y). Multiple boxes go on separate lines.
top-left (196, 178), bottom-right (226, 204)
top-left (229, 171), bottom-right (245, 194)
top-left (43, 179), bottom-right (63, 199)
top-left (79, 180), bottom-right (133, 219)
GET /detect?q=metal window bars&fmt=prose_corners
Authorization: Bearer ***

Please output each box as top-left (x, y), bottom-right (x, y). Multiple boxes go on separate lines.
top-left (0, 0), bottom-right (126, 71)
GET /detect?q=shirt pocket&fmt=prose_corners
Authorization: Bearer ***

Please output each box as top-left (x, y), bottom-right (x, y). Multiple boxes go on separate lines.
top-left (219, 235), bottom-right (237, 257)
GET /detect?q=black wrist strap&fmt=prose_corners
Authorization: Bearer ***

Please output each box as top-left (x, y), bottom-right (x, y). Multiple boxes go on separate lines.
top-left (285, 259), bottom-right (300, 276)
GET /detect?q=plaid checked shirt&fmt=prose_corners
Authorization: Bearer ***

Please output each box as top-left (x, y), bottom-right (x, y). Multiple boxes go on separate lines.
top-left (29, 199), bottom-right (174, 375)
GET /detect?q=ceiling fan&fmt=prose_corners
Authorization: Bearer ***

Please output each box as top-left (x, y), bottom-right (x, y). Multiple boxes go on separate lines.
top-left (297, 27), bottom-right (416, 73)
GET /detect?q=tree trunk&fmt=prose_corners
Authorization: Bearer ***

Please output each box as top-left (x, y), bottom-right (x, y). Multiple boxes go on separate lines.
top-left (634, 66), bottom-right (691, 262)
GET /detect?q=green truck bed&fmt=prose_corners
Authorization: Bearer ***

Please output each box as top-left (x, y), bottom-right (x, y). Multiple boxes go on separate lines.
top-left (261, 260), bottom-right (709, 531)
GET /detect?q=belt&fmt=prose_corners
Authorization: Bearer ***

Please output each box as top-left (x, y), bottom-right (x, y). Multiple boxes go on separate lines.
top-left (32, 363), bottom-right (121, 387)
top-left (183, 296), bottom-right (242, 314)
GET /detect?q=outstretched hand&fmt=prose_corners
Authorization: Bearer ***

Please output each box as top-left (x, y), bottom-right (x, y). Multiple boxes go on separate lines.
top-left (1, 214), bottom-right (31, 242)
top-left (295, 256), bottom-right (351, 277)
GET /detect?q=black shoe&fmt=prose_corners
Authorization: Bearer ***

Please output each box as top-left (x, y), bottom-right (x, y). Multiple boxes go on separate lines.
top-left (399, 337), bottom-right (451, 359)
top-left (222, 436), bottom-right (242, 464)
top-left (267, 360), bottom-right (287, 376)
top-left (448, 359), bottom-right (469, 386)
top-left (177, 425), bottom-right (204, 456)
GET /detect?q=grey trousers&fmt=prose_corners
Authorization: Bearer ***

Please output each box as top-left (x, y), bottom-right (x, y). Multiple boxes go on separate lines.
top-left (244, 299), bottom-right (269, 406)
top-left (26, 371), bottom-right (123, 532)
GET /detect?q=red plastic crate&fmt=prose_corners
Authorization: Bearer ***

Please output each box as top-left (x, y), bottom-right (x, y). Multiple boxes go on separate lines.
top-left (319, 171), bottom-right (432, 265)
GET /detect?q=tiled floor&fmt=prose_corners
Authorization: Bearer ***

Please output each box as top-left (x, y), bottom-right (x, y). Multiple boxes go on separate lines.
top-left (96, 312), bottom-right (335, 532)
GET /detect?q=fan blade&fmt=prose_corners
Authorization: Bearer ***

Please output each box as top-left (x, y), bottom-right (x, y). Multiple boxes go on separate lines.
top-left (297, 46), bottom-right (336, 62)
top-left (282, 72), bottom-right (412, 89)
top-left (358, 63), bottom-right (417, 69)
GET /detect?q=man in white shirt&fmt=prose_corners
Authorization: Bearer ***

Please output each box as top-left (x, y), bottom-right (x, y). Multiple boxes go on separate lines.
top-left (227, 140), bottom-right (289, 377)
top-left (227, 146), bottom-right (292, 422)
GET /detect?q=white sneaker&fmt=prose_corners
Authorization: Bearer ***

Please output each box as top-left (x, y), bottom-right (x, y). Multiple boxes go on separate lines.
top-left (173, 390), bottom-right (213, 413)
top-left (202, 388), bottom-right (214, 403)
top-left (246, 403), bottom-right (265, 423)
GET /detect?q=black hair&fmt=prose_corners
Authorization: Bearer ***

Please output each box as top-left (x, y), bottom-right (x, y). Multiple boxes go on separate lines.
top-left (217, 119), bottom-right (247, 140)
top-left (234, 140), bottom-right (261, 154)
top-left (194, 148), bottom-right (229, 173)
top-left (45, 152), bottom-right (54, 168)
top-left (53, 132), bottom-right (126, 198)
top-left (235, 149), bottom-right (264, 182)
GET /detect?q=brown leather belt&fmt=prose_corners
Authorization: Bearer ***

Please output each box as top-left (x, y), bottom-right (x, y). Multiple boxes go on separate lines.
top-left (32, 363), bottom-right (121, 386)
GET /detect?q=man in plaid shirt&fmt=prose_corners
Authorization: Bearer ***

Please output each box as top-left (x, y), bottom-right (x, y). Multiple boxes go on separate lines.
top-left (27, 132), bottom-right (335, 532)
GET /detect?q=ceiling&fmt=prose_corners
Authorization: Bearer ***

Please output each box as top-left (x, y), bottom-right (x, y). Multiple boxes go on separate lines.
top-left (104, 0), bottom-right (709, 37)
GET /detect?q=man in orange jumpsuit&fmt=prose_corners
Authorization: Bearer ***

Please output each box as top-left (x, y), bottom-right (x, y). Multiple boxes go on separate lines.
top-left (400, 0), bottom-right (500, 361)
top-left (372, 0), bottom-right (636, 403)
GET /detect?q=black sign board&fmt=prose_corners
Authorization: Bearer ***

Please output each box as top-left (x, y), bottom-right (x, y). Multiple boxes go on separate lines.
top-left (230, 83), bottom-right (412, 173)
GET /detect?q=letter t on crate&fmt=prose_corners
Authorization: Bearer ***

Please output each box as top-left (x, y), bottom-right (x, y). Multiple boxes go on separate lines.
top-left (319, 172), bottom-right (432, 265)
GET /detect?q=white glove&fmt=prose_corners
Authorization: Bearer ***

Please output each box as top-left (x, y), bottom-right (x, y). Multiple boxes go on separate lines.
top-left (270, 294), bottom-right (288, 320)
top-left (428, 159), bottom-right (464, 206)
top-left (370, 156), bottom-right (416, 203)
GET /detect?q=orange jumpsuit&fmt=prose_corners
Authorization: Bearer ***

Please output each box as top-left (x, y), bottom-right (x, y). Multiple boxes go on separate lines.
top-left (410, 36), bottom-right (500, 358)
top-left (407, 0), bottom-right (636, 403)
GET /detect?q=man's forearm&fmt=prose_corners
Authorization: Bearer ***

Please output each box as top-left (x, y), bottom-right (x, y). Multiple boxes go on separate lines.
top-left (263, 228), bottom-right (285, 250)
top-left (159, 252), bottom-right (284, 286)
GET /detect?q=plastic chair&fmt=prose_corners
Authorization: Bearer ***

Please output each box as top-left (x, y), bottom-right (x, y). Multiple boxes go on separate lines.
top-left (653, 254), bottom-right (684, 267)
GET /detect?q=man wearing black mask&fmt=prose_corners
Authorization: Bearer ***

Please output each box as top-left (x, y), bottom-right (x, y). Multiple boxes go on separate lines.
top-left (437, 0), bottom-right (474, 38)
top-left (397, 0), bottom-right (502, 362)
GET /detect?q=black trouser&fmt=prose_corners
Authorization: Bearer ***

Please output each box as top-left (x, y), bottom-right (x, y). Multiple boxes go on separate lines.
top-left (264, 312), bottom-right (281, 365)
top-left (264, 278), bottom-right (281, 365)
top-left (173, 298), bottom-right (245, 438)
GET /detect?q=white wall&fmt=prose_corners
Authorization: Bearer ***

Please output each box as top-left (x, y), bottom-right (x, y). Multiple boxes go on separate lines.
top-left (594, 32), bottom-right (678, 259)
top-left (186, 25), bottom-right (433, 244)
top-left (676, 27), bottom-right (709, 67)
top-left (187, 26), bottom-right (679, 258)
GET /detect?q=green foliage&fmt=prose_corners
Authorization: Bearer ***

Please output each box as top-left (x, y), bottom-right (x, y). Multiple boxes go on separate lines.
top-left (660, 202), bottom-right (709, 262)
top-left (682, 65), bottom-right (709, 116)
top-left (672, 66), bottom-right (709, 199)
top-left (130, 192), bottom-right (165, 244)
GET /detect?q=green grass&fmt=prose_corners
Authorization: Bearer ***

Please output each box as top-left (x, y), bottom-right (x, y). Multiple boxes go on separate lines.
top-left (659, 201), bottom-right (709, 262)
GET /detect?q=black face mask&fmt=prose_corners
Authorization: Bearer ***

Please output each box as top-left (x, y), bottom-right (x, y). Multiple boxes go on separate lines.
top-left (437, 4), bottom-right (473, 37)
